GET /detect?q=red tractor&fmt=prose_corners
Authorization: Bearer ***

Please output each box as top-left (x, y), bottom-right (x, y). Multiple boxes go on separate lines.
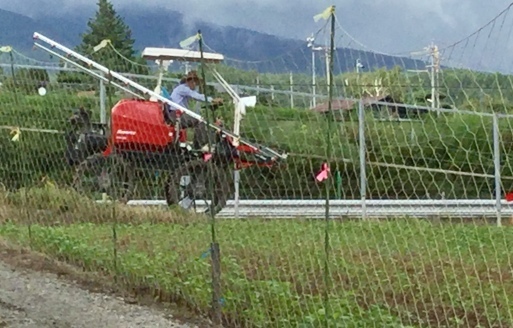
top-left (33, 33), bottom-right (287, 215)
top-left (65, 99), bottom-right (283, 215)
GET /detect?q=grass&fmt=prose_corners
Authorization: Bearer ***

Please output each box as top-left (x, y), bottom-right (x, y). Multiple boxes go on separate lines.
top-left (4, 87), bottom-right (513, 200)
top-left (2, 186), bottom-right (513, 327)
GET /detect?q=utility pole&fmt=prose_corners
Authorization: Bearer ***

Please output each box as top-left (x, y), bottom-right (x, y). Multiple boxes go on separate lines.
top-left (325, 48), bottom-right (330, 96)
top-left (428, 42), bottom-right (440, 109)
top-left (311, 49), bottom-right (316, 107)
top-left (356, 59), bottom-right (364, 74)
top-left (410, 42), bottom-right (440, 111)
top-left (307, 34), bottom-right (324, 108)
top-left (356, 59), bottom-right (364, 97)
top-left (434, 44), bottom-right (440, 109)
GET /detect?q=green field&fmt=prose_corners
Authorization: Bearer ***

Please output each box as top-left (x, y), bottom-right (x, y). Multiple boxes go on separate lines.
top-left (4, 62), bottom-right (513, 202)
top-left (2, 85), bottom-right (513, 201)
top-left (1, 186), bottom-right (513, 327)
top-left (4, 11), bottom-right (513, 328)
top-left (3, 69), bottom-right (513, 326)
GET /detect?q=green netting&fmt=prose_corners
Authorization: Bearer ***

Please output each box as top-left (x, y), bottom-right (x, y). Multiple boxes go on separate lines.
top-left (3, 3), bottom-right (513, 327)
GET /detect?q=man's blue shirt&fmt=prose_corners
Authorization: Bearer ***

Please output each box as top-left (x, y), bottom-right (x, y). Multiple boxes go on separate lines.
top-left (163, 84), bottom-right (212, 112)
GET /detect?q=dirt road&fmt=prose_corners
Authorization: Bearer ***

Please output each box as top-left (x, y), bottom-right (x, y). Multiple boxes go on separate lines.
top-left (0, 258), bottom-right (197, 328)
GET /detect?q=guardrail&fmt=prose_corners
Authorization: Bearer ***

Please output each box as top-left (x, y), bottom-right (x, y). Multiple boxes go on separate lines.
top-left (118, 199), bottom-right (513, 219)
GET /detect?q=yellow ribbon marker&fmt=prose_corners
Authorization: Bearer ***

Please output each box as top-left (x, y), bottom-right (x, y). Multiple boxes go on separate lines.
top-left (40, 176), bottom-right (56, 188)
top-left (179, 33), bottom-right (201, 49)
top-left (10, 127), bottom-right (20, 142)
top-left (313, 5), bottom-right (335, 22)
top-left (0, 46), bottom-right (12, 53)
top-left (93, 39), bottom-right (111, 53)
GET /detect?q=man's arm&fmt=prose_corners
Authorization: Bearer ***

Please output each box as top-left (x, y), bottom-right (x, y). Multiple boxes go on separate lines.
top-left (181, 87), bottom-right (213, 103)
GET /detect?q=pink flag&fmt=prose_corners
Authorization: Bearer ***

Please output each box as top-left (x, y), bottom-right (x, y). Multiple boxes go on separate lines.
top-left (315, 163), bottom-right (330, 182)
top-left (203, 153), bottom-right (212, 162)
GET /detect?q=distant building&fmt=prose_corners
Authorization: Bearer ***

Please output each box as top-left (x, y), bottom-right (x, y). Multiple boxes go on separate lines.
top-left (311, 94), bottom-right (428, 120)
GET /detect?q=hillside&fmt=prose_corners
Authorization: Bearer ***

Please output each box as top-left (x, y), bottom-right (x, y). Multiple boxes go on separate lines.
top-left (0, 9), bottom-right (76, 56)
top-left (0, 7), bottom-right (428, 74)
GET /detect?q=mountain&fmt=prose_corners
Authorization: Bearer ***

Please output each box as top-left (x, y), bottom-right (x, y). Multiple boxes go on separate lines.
top-left (0, 9), bottom-right (77, 57)
top-left (0, 7), bottom-right (428, 74)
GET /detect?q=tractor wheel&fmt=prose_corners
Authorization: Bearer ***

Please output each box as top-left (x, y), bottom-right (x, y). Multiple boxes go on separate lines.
top-left (165, 159), bottom-right (232, 216)
top-left (72, 153), bottom-right (134, 203)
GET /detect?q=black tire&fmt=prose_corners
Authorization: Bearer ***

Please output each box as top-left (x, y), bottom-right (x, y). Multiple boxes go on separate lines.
top-left (165, 160), bottom-right (232, 215)
top-left (72, 153), bottom-right (134, 203)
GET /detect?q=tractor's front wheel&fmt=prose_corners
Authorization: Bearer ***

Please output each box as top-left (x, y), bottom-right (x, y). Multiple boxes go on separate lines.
top-left (72, 153), bottom-right (134, 203)
top-left (165, 160), bottom-right (232, 216)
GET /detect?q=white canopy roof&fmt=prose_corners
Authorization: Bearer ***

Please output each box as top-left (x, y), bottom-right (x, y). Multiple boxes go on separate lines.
top-left (141, 47), bottom-right (224, 63)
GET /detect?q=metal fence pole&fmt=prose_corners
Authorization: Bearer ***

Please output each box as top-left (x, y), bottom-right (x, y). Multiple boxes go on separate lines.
top-left (289, 72), bottom-right (294, 108)
top-left (312, 50), bottom-right (317, 109)
top-left (100, 75), bottom-right (107, 124)
top-left (493, 113), bottom-right (502, 227)
top-left (358, 99), bottom-right (367, 219)
top-left (99, 74), bottom-right (108, 202)
top-left (234, 169), bottom-right (240, 219)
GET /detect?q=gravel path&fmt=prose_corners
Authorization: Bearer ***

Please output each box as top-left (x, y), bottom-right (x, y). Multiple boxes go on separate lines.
top-left (0, 260), bottom-right (195, 328)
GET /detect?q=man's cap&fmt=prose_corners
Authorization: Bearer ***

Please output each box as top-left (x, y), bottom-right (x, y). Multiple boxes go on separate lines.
top-left (184, 70), bottom-right (201, 83)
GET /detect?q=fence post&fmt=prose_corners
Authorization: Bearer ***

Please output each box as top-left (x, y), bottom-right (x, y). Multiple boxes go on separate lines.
top-left (100, 75), bottom-right (107, 124)
top-left (210, 242), bottom-right (222, 324)
top-left (99, 74), bottom-right (108, 203)
top-left (493, 112), bottom-right (502, 227)
top-left (109, 149), bottom-right (119, 284)
top-left (8, 50), bottom-right (19, 105)
top-left (197, 31), bottom-right (223, 324)
top-left (234, 169), bottom-right (240, 219)
top-left (289, 72), bottom-right (294, 108)
top-left (358, 99), bottom-right (367, 219)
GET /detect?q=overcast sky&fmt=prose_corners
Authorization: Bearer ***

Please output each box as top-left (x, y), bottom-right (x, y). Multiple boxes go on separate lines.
top-left (2, 0), bottom-right (513, 71)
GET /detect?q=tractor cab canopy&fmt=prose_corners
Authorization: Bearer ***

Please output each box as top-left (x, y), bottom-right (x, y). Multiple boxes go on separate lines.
top-left (141, 47), bottom-right (224, 63)
top-left (142, 47), bottom-right (225, 102)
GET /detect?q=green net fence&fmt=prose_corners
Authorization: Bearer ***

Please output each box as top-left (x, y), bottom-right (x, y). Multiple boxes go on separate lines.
top-left (3, 4), bottom-right (513, 327)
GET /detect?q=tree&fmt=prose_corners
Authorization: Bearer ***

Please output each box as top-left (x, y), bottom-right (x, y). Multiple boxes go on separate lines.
top-left (57, 0), bottom-right (149, 87)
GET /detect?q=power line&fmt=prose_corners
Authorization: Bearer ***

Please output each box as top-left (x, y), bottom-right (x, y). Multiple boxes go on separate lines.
top-left (438, 2), bottom-right (513, 52)
top-left (331, 2), bottom-right (513, 64)
top-left (333, 15), bottom-right (418, 57)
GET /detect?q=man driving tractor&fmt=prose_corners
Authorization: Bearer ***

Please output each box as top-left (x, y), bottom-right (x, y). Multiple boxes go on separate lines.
top-left (162, 70), bottom-right (223, 151)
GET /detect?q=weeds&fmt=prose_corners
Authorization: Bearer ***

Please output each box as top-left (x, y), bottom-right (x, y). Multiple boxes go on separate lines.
top-left (1, 187), bottom-right (513, 327)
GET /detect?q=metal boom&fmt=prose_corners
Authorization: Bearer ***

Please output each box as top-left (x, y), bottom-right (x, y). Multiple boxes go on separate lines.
top-left (32, 32), bottom-right (287, 160)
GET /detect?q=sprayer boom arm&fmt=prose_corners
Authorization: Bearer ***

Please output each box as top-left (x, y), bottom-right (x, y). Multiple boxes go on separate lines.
top-left (33, 32), bottom-right (286, 160)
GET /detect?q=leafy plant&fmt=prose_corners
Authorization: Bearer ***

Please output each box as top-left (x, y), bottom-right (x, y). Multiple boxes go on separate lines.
top-left (2, 187), bottom-right (513, 327)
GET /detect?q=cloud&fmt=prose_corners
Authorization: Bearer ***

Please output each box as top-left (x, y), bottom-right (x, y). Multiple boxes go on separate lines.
top-left (1, 0), bottom-right (513, 59)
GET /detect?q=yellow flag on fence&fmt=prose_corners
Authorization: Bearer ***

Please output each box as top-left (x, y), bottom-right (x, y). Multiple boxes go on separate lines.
top-left (10, 127), bottom-right (20, 142)
top-left (0, 46), bottom-right (12, 53)
top-left (313, 5), bottom-right (335, 22)
top-left (179, 33), bottom-right (200, 49)
top-left (40, 176), bottom-right (56, 188)
top-left (93, 39), bottom-right (111, 53)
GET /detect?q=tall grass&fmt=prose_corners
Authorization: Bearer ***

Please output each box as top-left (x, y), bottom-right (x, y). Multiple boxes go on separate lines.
top-left (1, 186), bottom-right (513, 327)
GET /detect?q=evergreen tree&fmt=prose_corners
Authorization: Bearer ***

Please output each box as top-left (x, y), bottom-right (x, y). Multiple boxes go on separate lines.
top-left (57, 0), bottom-right (148, 86)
